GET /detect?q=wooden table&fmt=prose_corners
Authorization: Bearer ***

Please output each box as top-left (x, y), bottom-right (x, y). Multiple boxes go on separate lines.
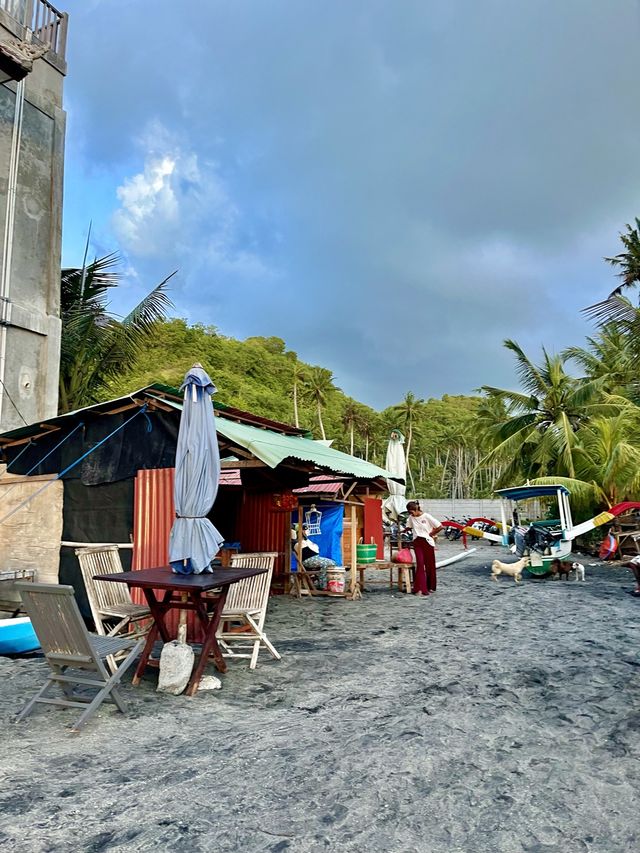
top-left (93, 565), bottom-right (267, 697)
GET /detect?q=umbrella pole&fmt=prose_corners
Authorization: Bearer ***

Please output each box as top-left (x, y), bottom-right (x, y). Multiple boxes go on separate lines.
top-left (177, 560), bottom-right (188, 643)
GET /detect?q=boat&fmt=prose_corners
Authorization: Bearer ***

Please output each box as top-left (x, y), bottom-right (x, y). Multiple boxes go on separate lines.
top-left (0, 617), bottom-right (40, 654)
top-left (461, 483), bottom-right (640, 575)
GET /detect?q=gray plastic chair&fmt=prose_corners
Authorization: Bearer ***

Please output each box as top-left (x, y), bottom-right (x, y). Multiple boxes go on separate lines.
top-left (15, 583), bottom-right (143, 733)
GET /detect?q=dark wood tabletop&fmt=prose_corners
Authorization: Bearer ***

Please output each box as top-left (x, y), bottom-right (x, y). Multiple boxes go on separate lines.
top-left (93, 565), bottom-right (267, 591)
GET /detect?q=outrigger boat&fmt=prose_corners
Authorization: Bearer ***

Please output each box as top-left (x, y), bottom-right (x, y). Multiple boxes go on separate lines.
top-left (454, 484), bottom-right (640, 575)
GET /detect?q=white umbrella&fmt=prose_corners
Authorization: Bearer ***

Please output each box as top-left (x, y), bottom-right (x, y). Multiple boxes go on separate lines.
top-left (383, 429), bottom-right (407, 522)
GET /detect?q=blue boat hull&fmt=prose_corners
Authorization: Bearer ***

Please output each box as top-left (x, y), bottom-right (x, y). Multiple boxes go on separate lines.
top-left (0, 617), bottom-right (40, 654)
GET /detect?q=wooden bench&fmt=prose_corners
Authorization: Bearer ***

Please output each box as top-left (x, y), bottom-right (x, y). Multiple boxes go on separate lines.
top-left (357, 561), bottom-right (413, 593)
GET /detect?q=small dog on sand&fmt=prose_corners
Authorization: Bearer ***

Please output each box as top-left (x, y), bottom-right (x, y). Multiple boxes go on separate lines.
top-left (571, 561), bottom-right (586, 582)
top-left (551, 559), bottom-right (585, 581)
top-left (491, 556), bottom-right (529, 583)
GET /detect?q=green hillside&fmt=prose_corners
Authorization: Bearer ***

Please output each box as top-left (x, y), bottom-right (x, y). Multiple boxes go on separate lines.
top-left (105, 318), bottom-right (485, 498)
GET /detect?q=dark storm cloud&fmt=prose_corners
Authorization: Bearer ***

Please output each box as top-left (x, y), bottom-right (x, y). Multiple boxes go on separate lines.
top-left (62, 0), bottom-right (640, 407)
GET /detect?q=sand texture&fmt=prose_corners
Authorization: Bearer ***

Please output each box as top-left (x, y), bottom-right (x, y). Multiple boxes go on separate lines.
top-left (1, 541), bottom-right (639, 852)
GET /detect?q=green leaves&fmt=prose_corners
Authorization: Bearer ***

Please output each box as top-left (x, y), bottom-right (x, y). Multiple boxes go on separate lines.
top-left (58, 252), bottom-right (174, 413)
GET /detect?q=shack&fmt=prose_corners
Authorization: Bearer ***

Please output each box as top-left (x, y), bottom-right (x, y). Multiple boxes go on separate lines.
top-left (0, 384), bottom-right (394, 611)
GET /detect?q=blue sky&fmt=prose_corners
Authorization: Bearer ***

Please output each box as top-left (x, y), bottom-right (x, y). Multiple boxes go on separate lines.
top-left (60, 0), bottom-right (640, 409)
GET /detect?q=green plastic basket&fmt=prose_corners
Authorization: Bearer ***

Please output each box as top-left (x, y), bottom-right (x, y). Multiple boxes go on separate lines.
top-left (356, 543), bottom-right (377, 564)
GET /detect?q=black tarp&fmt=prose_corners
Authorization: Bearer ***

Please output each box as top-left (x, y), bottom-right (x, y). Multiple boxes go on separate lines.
top-left (3, 408), bottom-right (179, 485)
top-left (60, 478), bottom-right (135, 619)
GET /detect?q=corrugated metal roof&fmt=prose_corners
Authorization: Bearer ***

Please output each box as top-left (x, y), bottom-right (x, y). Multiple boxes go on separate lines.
top-left (156, 397), bottom-right (392, 480)
top-left (217, 417), bottom-right (393, 480)
top-left (0, 382), bottom-right (310, 445)
top-left (293, 476), bottom-right (343, 495)
top-left (0, 383), bottom-right (395, 483)
top-left (219, 469), bottom-right (242, 486)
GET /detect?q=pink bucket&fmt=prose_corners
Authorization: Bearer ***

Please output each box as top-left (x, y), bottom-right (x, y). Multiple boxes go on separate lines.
top-left (327, 567), bottom-right (345, 593)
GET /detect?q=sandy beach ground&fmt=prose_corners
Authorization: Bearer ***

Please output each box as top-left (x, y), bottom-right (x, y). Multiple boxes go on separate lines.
top-left (1, 540), bottom-right (639, 853)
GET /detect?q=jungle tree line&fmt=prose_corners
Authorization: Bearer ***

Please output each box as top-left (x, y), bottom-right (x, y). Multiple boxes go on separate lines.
top-left (59, 219), bottom-right (640, 510)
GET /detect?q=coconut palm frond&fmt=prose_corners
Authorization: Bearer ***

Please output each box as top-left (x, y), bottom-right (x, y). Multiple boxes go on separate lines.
top-left (528, 475), bottom-right (604, 505)
top-left (582, 294), bottom-right (637, 326)
top-left (478, 386), bottom-right (538, 413)
top-left (122, 271), bottom-right (176, 330)
top-left (59, 250), bottom-right (174, 413)
top-left (502, 339), bottom-right (547, 397)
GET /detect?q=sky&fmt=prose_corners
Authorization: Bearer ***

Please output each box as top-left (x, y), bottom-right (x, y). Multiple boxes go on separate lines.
top-left (60, 0), bottom-right (640, 410)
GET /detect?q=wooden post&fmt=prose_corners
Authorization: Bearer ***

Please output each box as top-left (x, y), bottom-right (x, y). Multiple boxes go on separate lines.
top-left (349, 503), bottom-right (361, 599)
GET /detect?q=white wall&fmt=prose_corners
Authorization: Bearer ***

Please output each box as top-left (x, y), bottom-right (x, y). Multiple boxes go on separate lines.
top-left (417, 498), bottom-right (505, 521)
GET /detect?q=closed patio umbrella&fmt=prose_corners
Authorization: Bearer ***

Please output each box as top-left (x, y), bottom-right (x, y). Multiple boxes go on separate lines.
top-left (169, 363), bottom-right (224, 574)
top-left (382, 429), bottom-right (407, 522)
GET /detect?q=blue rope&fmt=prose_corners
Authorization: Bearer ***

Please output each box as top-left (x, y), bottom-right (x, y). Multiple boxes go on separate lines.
top-left (0, 404), bottom-right (148, 527)
top-left (10, 421), bottom-right (85, 477)
top-left (4, 439), bottom-right (33, 473)
top-left (0, 421), bottom-right (86, 507)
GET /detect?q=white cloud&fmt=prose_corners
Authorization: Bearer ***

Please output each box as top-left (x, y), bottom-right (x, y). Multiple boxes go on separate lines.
top-left (112, 123), bottom-right (271, 282)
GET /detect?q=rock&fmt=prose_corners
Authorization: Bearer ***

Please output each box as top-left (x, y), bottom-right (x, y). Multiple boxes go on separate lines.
top-left (198, 675), bottom-right (222, 691)
top-left (156, 640), bottom-right (194, 695)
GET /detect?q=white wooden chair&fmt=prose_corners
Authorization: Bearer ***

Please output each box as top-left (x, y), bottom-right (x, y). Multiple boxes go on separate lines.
top-left (75, 546), bottom-right (150, 671)
top-left (216, 552), bottom-right (281, 670)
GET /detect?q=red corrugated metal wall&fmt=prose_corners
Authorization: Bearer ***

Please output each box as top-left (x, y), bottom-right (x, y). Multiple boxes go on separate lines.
top-left (237, 491), bottom-right (289, 585)
top-left (131, 468), bottom-right (199, 638)
top-left (132, 468), bottom-right (174, 570)
top-left (131, 470), bottom-right (290, 640)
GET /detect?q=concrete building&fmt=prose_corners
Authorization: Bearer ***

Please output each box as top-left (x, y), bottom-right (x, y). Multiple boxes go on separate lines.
top-left (0, 1), bottom-right (67, 432)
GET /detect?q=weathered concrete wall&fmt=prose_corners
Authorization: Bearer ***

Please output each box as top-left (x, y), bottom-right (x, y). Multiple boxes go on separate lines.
top-left (0, 6), bottom-right (66, 431)
top-left (0, 467), bottom-right (63, 609)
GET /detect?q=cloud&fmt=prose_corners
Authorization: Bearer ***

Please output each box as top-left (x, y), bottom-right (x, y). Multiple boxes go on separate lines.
top-left (111, 123), bottom-right (274, 303)
top-left (61, 0), bottom-right (640, 408)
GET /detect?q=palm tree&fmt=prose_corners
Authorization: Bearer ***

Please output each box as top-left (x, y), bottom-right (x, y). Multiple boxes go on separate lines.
top-left (359, 409), bottom-right (378, 461)
top-left (478, 339), bottom-right (617, 483)
top-left (530, 412), bottom-right (640, 509)
top-left (341, 400), bottom-right (361, 455)
top-left (563, 324), bottom-right (636, 397)
top-left (59, 252), bottom-right (174, 413)
top-left (302, 367), bottom-right (338, 440)
top-left (291, 360), bottom-right (305, 427)
top-left (390, 392), bottom-right (424, 490)
top-left (586, 219), bottom-right (640, 325)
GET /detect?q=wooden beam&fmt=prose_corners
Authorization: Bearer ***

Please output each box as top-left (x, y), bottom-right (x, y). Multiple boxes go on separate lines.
top-left (220, 460), bottom-right (267, 469)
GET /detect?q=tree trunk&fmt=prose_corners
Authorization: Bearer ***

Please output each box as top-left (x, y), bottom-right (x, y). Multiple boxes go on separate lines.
top-left (350, 423), bottom-right (354, 455)
top-left (293, 381), bottom-right (299, 428)
top-left (317, 401), bottom-right (326, 440)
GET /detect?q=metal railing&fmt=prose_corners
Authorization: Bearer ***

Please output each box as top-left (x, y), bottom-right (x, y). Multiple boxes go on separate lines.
top-left (0, 0), bottom-right (68, 60)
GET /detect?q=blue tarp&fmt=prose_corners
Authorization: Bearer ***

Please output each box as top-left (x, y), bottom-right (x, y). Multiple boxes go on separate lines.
top-left (292, 502), bottom-right (344, 570)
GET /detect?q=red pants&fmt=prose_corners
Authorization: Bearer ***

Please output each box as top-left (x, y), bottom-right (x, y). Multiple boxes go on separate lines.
top-left (413, 536), bottom-right (436, 594)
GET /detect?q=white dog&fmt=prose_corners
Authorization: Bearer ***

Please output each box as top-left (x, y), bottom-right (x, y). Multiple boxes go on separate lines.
top-left (571, 561), bottom-right (586, 581)
top-left (490, 556), bottom-right (530, 583)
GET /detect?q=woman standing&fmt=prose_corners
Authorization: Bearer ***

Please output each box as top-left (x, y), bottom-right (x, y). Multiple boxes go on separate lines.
top-left (404, 500), bottom-right (443, 596)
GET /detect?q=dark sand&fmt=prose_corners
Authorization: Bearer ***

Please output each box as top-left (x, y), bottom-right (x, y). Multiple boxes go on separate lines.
top-left (1, 541), bottom-right (639, 853)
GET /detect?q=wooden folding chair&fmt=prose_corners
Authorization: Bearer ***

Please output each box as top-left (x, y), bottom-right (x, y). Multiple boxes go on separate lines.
top-left (217, 552), bottom-right (281, 669)
top-left (15, 583), bottom-right (143, 733)
top-left (75, 546), bottom-right (150, 670)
